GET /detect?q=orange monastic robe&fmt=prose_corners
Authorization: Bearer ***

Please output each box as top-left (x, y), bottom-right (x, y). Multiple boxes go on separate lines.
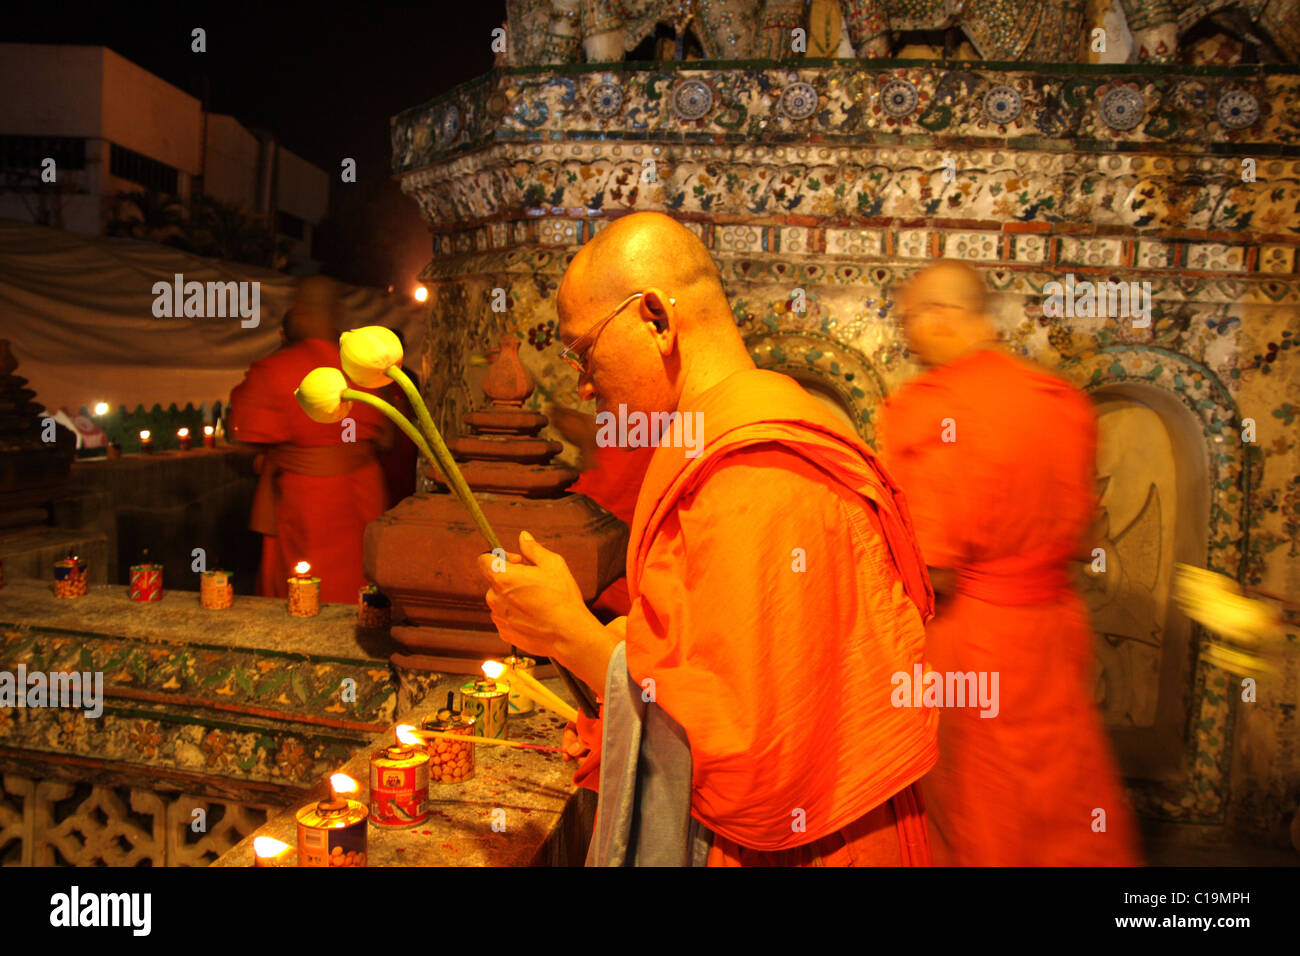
top-left (583, 368), bottom-right (939, 864)
top-left (879, 349), bottom-right (1140, 866)
top-left (229, 338), bottom-right (388, 603)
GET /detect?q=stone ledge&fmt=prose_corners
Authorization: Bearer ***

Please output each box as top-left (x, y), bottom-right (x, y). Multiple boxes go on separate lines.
top-left (214, 683), bottom-right (594, 867)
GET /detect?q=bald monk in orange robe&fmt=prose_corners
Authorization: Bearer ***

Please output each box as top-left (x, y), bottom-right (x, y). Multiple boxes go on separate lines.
top-left (478, 212), bottom-right (938, 865)
top-left (229, 288), bottom-right (391, 603)
top-left (878, 261), bottom-right (1141, 866)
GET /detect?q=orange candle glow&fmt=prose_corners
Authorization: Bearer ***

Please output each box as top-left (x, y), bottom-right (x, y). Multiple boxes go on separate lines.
top-left (288, 561), bottom-right (320, 617)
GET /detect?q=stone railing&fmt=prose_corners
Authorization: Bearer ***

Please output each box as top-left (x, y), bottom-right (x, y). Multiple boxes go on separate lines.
top-left (0, 580), bottom-right (439, 865)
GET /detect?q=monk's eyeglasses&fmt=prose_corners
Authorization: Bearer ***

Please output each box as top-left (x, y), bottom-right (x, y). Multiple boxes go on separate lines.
top-left (559, 292), bottom-right (675, 377)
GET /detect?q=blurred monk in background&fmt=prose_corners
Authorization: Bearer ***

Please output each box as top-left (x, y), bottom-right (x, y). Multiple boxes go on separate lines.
top-left (229, 276), bottom-right (393, 602)
top-left (478, 212), bottom-right (938, 866)
top-left (878, 261), bottom-right (1141, 866)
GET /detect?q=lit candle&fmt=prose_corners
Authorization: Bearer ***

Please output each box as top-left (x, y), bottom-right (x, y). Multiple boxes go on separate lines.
top-left (252, 836), bottom-right (292, 867)
top-left (458, 661), bottom-right (511, 739)
top-left (296, 774), bottom-right (367, 868)
top-left (203, 424), bottom-right (215, 448)
top-left (369, 726), bottom-right (430, 828)
top-left (138, 429), bottom-right (153, 453)
top-left (288, 561), bottom-right (320, 617)
top-left (177, 427), bottom-right (192, 451)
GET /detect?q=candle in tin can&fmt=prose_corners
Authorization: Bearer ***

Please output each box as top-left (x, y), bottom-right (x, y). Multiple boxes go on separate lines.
top-left (288, 561), bottom-right (320, 617)
top-left (201, 570), bottom-right (233, 609)
top-left (297, 774), bottom-right (368, 867)
top-left (357, 585), bottom-right (390, 628)
top-left (369, 726), bottom-right (430, 828)
top-left (460, 661), bottom-right (510, 739)
top-left (420, 693), bottom-right (476, 783)
top-left (203, 424), bottom-right (215, 448)
top-left (129, 556), bottom-right (163, 602)
top-left (138, 429), bottom-right (153, 454)
top-left (53, 556), bottom-right (88, 598)
top-left (177, 427), bottom-right (192, 451)
top-left (503, 655), bottom-right (537, 715)
top-left (252, 836), bottom-right (293, 867)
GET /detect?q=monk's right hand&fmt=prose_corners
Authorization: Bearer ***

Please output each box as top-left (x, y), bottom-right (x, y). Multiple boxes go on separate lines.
top-left (560, 722), bottom-right (589, 762)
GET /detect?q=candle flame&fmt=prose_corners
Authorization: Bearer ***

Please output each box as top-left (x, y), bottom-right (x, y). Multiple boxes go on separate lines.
top-left (204, 425), bottom-right (214, 435)
top-left (395, 724), bottom-right (422, 746)
top-left (482, 660), bottom-right (505, 680)
top-left (414, 284), bottom-right (429, 303)
top-left (139, 430), bottom-right (151, 440)
top-left (329, 773), bottom-right (358, 794)
top-left (294, 561), bottom-right (311, 575)
top-left (253, 836), bottom-right (290, 858)
top-left (177, 427), bottom-right (189, 438)
top-left (93, 401), bottom-right (109, 416)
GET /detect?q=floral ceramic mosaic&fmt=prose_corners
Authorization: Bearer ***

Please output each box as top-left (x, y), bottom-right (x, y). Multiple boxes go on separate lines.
top-left (395, 60), bottom-right (1300, 841)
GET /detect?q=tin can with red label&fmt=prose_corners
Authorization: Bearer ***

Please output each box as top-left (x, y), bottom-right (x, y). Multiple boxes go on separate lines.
top-left (368, 744), bottom-right (429, 828)
top-left (129, 563), bottom-right (164, 602)
top-left (296, 797), bottom-right (368, 867)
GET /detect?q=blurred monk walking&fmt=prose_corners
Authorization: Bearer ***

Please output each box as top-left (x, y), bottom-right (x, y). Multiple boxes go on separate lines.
top-left (477, 212), bottom-right (938, 866)
top-left (879, 261), bottom-right (1141, 866)
top-left (229, 277), bottom-right (392, 602)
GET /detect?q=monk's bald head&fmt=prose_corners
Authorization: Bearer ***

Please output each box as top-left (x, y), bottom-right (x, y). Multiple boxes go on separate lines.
top-left (559, 212), bottom-right (732, 332)
top-left (898, 261), bottom-right (998, 368)
top-left (556, 212), bottom-right (752, 415)
top-left (284, 276), bottom-right (340, 343)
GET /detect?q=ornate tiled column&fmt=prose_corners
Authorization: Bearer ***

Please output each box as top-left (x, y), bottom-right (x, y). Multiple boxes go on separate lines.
top-left (392, 61), bottom-right (1300, 848)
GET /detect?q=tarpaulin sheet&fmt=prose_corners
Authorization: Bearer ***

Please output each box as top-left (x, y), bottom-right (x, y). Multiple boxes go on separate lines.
top-left (0, 218), bottom-right (427, 412)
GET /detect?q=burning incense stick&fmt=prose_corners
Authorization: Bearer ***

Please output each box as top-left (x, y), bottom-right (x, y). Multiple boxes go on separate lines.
top-left (413, 729), bottom-right (560, 754)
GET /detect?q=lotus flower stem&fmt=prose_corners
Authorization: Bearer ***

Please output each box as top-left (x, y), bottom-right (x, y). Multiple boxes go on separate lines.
top-left (338, 388), bottom-right (445, 482)
top-left (384, 365), bottom-right (502, 553)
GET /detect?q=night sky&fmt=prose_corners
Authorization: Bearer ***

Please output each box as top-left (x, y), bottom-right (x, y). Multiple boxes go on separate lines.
top-left (4, 1), bottom-right (506, 290)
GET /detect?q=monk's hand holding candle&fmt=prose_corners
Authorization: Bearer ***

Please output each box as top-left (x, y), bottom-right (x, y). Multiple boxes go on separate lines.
top-left (476, 531), bottom-right (616, 692)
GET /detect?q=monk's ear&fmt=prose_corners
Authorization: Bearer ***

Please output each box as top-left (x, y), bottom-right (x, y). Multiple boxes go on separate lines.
top-left (640, 288), bottom-right (677, 354)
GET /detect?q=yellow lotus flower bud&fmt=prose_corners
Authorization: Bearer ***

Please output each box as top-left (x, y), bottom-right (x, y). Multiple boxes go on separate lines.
top-left (340, 326), bottom-right (404, 387)
top-left (295, 367), bottom-right (352, 423)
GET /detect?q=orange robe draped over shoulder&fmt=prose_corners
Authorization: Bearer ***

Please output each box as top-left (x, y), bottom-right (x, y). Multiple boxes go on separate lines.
top-left (585, 368), bottom-right (939, 864)
top-left (228, 338), bottom-right (388, 603)
top-left (879, 349), bottom-right (1140, 866)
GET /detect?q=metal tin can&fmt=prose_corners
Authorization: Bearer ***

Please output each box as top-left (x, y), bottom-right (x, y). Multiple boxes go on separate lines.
top-left (421, 708), bottom-right (476, 783)
top-left (200, 570), bottom-right (233, 609)
top-left (53, 558), bottom-right (87, 598)
top-left (288, 576), bottom-right (320, 617)
top-left (357, 585), bottom-right (390, 628)
top-left (296, 798), bottom-right (369, 867)
top-left (369, 744), bottom-right (429, 828)
top-left (503, 655), bottom-right (537, 715)
top-left (129, 563), bottom-right (164, 602)
top-left (460, 678), bottom-right (510, 739)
